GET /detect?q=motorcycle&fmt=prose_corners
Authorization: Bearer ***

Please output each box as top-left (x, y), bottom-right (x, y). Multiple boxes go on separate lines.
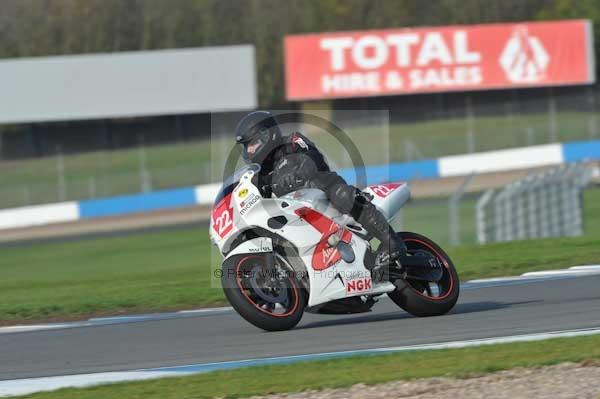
top-left (210, 163), bottom-right (459, 331)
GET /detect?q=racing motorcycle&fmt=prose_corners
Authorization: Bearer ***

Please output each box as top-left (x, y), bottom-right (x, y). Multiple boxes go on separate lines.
top-left (210, 164), bottom-right (459, 331)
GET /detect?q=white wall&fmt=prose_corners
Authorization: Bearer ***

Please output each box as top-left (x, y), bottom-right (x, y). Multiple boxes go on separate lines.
top-left (0, 202), bottom-right (79, 230)
top-left (438, 144), bottom-right (564, 177)
top-left (0, 46), bottom-right (256, 124)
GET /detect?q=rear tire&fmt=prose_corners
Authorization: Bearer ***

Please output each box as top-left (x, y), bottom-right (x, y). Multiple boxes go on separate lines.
top-left (388, 232), bottom-right (459, 317)
top-left (222, 253), bottom-right (306, 331)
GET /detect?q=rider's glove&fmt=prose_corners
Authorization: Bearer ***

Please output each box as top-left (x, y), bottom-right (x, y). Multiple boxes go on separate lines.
top-left (281, 173), bottom-right (298, 189)
top-left (355, 191), bottom-right (374, 207)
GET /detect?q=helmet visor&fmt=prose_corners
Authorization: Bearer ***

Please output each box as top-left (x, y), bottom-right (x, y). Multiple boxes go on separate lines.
top-left (241, 127), bottom-right (271, 161)
top-left (246, 136), bottom-right (265, 156)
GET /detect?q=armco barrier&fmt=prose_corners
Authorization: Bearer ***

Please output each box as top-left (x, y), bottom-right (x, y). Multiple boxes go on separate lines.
top-left (1, 139), bottom-right (599, 231)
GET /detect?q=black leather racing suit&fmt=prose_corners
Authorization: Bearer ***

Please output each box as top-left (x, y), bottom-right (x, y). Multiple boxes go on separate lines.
top-left (257, 132), bottom-right (400, 254)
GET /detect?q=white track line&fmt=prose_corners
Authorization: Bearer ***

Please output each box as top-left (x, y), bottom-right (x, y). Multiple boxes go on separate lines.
top-left (568, 265), bottom-right (600, 271)
top-left (522, 269), bottom-right (600, 277)
top-left (2, 265), bottom-right (600, 335)
top-left (466, 276), bottom-right (532, 284)
top-left (0, 324), bottom-right (75, 334)
top-left (1, 327), bottom-right (600, 397)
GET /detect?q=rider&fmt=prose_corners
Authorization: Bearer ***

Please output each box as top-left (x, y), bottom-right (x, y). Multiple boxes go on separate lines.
top-left (234, 111), bottom-right (407, 269)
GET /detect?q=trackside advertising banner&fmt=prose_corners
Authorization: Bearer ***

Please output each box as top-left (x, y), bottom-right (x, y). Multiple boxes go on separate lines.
top-left (284, 20), bottom-right (595, 100)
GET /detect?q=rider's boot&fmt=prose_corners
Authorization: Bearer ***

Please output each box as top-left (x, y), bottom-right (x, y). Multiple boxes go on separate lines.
top-left (375, 227), bottom-right (406, 268)
top-left (354, 200), bottom-right (407, 281)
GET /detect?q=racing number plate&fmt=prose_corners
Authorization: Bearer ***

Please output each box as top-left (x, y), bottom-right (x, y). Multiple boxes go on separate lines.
top-left (212, 193), bottom-right (234, 239)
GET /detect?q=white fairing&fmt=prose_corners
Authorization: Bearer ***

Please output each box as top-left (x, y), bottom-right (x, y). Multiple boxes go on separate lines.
top-left (363, 183), bottom-right (410, 221)
top-left (225, 237), bottom-right (273, 258)
top-left (210, 166), bottom-right (410, 307)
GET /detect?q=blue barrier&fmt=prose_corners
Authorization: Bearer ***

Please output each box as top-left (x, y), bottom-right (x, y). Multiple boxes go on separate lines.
top-left (26, 139), bottom-right (600, 225)
top-left (338, 159), bottom-right (439, 185)
top-left (562, 140), bottom-right (600, 163)
top-left (79, 187), bottom-right (197, 219)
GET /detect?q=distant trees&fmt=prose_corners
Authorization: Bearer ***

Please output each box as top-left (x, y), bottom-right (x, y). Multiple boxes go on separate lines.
top-left (0, 0), bottom-right (593, 106)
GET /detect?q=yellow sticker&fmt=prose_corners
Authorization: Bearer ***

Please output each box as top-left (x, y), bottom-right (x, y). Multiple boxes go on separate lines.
top-left (238, 188), bottom-right (248, 198)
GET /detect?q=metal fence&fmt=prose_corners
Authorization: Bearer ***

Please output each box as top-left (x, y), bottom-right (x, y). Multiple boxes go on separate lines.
top-left (2, 85), bottom-right (600, 210)
top-left (476, 163), bottom-right (594, 244)
top-left (392, 190), bottom-right (480, 248)
top-left (391, 86), bottom-right (600, 163)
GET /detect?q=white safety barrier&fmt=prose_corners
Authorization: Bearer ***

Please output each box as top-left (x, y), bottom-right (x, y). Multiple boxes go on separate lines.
top-left (0, 202), bottom-right (79, 230)
top-left (1, 139), bottom-right (599, 232)
top-left (438, 143), bottom-right (564, 177)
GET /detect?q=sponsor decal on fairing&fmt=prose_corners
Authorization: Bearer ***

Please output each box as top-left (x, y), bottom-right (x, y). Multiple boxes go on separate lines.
top-left (345, 277), bottom-right (373, 295)
top-left (239, 193), bottom-right (260, 216)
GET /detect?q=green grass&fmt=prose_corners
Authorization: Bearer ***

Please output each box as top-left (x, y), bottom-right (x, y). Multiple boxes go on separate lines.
top-left (16, 334), bottom-right (600, 399)
top-left (0, 230), bottom-right (223, 323)
top-left (1, 187), bottom-right (600, 323)
top-left (2, 110), bottom-right (599, 208)
top-left (0, 140), bottom-right (215, 208)
top-left (2, 230), bottom-right (598, 322)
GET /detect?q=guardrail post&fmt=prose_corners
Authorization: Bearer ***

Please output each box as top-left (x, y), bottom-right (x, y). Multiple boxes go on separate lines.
top-left (587, 87), bottom-right (597, 139)
top-left (138, 136), bottom-right (152, 193)
top-left (465, 96), bottom-right (476, 153)
top-left (449, 172), bottom-right (475, 247)
top-left (56, 146), bottom-right (66, 201)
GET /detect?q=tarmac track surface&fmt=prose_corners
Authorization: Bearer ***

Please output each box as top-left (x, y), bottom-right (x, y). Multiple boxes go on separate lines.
top-left (1, 274), bottom-right (600, 381)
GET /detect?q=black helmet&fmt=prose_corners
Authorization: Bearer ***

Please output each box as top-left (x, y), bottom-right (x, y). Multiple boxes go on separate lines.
top-left (235, 111), bottom-right (283, 163)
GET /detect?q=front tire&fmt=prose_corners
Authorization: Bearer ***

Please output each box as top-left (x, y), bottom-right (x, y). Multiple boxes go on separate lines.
top-left (388, 232), bottom-right (460, 317)
top-left (222, 253), bottom-right (306, 331)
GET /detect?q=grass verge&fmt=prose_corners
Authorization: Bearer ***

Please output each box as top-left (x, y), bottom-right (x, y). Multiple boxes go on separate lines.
top-left (1, 188), bottom-right (599, 323)
top-left (1, 229), bottom-right (600, 324)
top-left (17, 334), bottom-right (600, 399)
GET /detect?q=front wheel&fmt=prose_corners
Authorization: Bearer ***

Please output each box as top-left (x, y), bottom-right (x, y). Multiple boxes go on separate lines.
top-left (388, 232), bottom-right (460, 317)
top-left (222, 253), bottom-right (306, 331)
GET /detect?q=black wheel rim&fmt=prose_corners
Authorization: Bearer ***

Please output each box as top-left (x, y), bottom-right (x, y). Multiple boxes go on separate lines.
top-left (235, 255), bottom-right (299, 317)
top-left (404, 238), bottom-right (455, 301)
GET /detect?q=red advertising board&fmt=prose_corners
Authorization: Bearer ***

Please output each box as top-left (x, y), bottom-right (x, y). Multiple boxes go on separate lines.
top-left (284, 20), bottom-right (595, 100)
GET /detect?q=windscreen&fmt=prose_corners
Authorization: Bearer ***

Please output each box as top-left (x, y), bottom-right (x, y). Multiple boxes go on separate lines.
top-left (213, 164), bottom-right (261, 207)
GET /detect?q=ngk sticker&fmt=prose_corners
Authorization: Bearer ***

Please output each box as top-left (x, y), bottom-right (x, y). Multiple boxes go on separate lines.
top-left (346, 277), bottom-right (372, 295)
top-left (499, 26), bottom-right (549, 83)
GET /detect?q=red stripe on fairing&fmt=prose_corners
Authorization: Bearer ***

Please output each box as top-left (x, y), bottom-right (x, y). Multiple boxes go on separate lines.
top-left (295, 207), bottom-right (352, 270)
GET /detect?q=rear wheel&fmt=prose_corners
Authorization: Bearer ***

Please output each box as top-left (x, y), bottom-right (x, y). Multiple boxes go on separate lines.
top-left (388, 232), bottom-right (459, 317)
top-left (222, 253), bottom-right (306, 331)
